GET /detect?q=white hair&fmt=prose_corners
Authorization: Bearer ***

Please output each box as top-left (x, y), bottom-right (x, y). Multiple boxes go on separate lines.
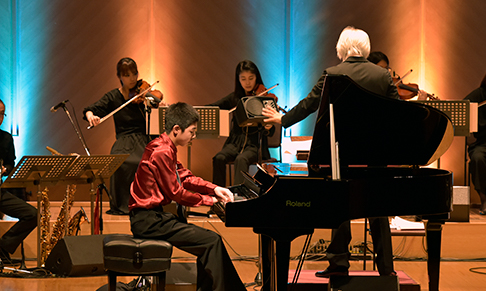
top-left (336, 26), bottom-right (371, 61)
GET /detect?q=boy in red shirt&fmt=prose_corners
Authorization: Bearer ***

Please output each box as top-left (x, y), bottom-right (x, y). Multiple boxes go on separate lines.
top-left (129, 102), bottom-right (246, 291)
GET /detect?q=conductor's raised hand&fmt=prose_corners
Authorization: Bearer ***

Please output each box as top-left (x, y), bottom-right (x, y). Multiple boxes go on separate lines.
top-left (214, 186), bottom-right (234, 203)
top-left (262, 106), bottom-right (283, 124)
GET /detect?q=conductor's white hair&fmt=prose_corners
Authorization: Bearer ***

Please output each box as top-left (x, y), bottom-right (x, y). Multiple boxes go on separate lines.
top-left (336, 26), bottom-right (371, 61)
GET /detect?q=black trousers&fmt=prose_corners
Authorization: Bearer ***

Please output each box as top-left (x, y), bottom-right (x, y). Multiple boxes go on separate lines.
top-left (325, 217), bottom-right (394, 275)
top-left (212, 143), bottom-right (258, 187)
top-left (109, 133), bottom-right (149, 214)
top-left (130, 208), bottom-right (246, 291)
top-left (468, 142), bottom-right (486, 194)
top-left (0, 190), bottom-right (37, 254)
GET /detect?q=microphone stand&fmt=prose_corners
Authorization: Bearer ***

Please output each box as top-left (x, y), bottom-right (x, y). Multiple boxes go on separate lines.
top-left (0, 260), bottom-right (33, 274)
top-left (60, 104), bottom-right (91, 156)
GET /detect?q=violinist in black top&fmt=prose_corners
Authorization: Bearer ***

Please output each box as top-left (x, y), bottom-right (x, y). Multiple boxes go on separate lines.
top-left (464, 72), bottom-right (486, 215)
top-left (83, 57), bottom-right (163, 215)
top-left (209, 60), bottom-right (277, 186)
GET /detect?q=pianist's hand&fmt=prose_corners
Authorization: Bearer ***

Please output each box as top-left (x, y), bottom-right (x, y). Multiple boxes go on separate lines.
top-left (262, 106), bottom-right (283, 124)
top-left (213, 187), bottom-right (234, 203)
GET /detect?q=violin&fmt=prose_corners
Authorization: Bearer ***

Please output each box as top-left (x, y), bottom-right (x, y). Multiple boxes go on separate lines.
top-left (88, 80), bottom-right (160, 130)
top-left (129, 79), bottom-right (164, 104)
top-left (392, 70), bottom-right (438, 100)
top-left (393, 78), bottom-right (439, 100)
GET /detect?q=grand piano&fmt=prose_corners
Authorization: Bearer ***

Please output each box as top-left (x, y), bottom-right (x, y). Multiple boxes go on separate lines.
top-left (213, 75), bottom-right (454, 291)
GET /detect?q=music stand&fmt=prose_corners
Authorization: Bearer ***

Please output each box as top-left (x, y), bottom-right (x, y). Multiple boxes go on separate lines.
top-left (61, 154), bottom-right (129, 235)
top-left (415, 100), bottom-right (470, 136)
top-left (415, 100), bottom-right (472, 179)
top-left (1, 154), bottom-right (128, 266)
top-left (158, 106), bottom-right (221, 169)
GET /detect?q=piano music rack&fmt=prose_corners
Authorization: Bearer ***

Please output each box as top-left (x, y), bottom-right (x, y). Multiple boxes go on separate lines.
top-left (415, 100), bottom-right (470, 136)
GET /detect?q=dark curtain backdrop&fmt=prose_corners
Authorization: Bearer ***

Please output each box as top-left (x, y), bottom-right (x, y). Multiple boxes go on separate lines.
top-left (1, 0), bottom-right (486, 202)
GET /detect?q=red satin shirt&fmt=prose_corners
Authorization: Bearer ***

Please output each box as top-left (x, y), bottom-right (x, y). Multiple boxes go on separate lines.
top-left (129, 133), bottom-right (215, 211)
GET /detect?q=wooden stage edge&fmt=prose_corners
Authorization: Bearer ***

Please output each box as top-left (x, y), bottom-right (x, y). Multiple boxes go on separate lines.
top-left (2, 203), bottom-right (486, 290)
top-left (287, 270), bottom-right (420, 291)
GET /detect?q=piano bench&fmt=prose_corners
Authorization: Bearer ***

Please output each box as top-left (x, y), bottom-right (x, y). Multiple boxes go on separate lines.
top-left (103, 234), bottom-right (173, 291)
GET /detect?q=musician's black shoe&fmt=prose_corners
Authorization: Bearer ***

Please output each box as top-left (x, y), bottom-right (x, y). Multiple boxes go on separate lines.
top-left (0, 248), bottom-right (19, 266)
top-left (106, 209), bottom-right (129, 215)
top-left (315, 267), bottom-right (349, 278)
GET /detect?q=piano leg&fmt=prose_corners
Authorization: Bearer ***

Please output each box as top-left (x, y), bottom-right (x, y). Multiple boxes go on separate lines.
top-left (254, 228), bottom-right (314, 291)
top-left (425, 221), bottom-right (444, 291)
top-left (274, 240), bottom-right (291, 291)
top-left (260, 235), bottom-right (273, 291)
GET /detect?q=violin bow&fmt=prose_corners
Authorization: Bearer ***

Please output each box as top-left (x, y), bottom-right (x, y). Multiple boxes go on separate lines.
top-left (255, 83), bottom-right (279, 96)
top-left (87, 81), bottom-right (159, 129)
top-left (393, 69), bottom-right (413, 86)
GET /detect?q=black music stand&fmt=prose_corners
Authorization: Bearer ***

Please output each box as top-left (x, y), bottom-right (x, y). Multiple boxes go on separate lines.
top-left (158, 106), bottom-right (221, 169)
top-left (1, 154), bottom-right (128, 266)
top-left (415, 100), bottom-right (470, 172)
top-left (62, 154), bottom-right (128, 234)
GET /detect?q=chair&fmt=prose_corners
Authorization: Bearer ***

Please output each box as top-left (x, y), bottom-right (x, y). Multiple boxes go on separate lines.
top-left (227, 124), bottom-right (282, 185)
top-left (103, 234), bottom-right (173, 291)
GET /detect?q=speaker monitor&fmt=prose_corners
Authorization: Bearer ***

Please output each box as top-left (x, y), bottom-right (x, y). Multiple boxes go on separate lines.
top-left (449, 186), bottom-right (470, 222)
top-left (234, 96), bottom-right (277, 127)
top-left (45, 234), bottom-right (108, 277)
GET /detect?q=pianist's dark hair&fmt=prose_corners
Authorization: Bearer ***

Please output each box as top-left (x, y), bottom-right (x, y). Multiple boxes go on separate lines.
top-left (164, 102), bottom-right (200, 134)
top-left (234, 60), bottom-right (265, 98)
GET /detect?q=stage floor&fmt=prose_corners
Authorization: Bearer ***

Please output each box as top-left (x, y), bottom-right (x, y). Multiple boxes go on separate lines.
top-left (1, 206), bottom-right (486, 290)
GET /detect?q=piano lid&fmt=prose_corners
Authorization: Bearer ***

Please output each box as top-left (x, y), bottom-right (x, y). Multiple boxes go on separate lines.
top-left (307, 75), bottom-right (454, 167)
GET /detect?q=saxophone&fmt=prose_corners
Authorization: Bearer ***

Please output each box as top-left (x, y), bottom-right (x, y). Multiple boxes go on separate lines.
top-left (67, 207), bottom-right (88, 236)
top-left (48, 185), bottom-right (76, 252)
top-left (40, 187), bottom-right (51, 266)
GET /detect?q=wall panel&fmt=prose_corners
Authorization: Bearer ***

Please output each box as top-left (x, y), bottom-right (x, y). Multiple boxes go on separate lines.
top-left (1, 0), bottom-right (485, 203)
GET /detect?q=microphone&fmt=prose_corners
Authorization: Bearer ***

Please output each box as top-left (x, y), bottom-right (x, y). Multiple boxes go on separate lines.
top-left (50, 100), bottom-right (69, 112)
top-left (145, 93), bottom-right (161, 103)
